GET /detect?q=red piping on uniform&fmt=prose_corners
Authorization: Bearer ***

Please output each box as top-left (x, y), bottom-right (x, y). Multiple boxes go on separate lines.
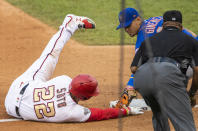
top-left (33, 16), bottom-right (73, 80)
top-left (65, 16), bottom-right (72, 28)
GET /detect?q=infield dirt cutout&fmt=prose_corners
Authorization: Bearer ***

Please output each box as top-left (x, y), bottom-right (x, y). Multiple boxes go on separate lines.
top-left (0, 0), bottom-right (197, 130)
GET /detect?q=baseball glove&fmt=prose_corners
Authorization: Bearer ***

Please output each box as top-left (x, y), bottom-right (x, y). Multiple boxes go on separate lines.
top-left (115, 88), bottom-right (137, 109)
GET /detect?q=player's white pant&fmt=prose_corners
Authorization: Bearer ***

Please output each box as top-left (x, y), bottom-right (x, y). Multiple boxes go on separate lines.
top-left (5, 27), bottom-right (72, 118)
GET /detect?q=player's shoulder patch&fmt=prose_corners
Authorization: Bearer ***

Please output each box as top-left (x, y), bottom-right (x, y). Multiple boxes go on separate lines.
top-left (83, 108), bottom-right (90, 115)
top-left (156, 27), bottom-right (162, 33)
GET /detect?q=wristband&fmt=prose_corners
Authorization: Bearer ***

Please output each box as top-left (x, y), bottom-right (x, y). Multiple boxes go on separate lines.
top-left (123, 107), bottom-right (130, 115)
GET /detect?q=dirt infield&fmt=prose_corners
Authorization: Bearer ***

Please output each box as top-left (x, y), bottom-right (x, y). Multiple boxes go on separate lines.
top-left (0, 0), bottom-right (197, 130)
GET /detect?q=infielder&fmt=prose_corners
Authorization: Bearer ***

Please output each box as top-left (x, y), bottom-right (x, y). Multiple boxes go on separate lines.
top-left (116, 8), bottom-right (198, 91)
top-left (5, 14), bottom-right (143, 122)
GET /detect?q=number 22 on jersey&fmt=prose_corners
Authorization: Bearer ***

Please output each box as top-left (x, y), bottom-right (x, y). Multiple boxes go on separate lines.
top-left (33, 85), bottom-right (55, 119)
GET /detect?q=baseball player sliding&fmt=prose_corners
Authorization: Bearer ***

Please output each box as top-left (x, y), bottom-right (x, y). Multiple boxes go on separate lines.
top-left (5, 14), bottom-right (144, 122)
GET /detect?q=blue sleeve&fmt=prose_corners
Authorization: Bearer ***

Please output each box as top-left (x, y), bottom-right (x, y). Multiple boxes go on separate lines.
top-left (135, 30), bottom-right (145, 51)
top-left (127, 74), bottom-right (134, 86)
top-left (182, 28), bottom-right (198, 41)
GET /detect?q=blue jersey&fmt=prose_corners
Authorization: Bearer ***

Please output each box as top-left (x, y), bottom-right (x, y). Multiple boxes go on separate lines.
top-left (127, 16), bottom-right (198, 86)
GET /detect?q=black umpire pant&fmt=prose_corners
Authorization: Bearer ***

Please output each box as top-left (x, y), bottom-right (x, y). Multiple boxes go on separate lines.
top-left (134, 62), bottom-right (196, 131)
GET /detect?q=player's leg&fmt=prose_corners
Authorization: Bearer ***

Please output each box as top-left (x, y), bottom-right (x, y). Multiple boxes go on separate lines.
top-left (5, 15), bottom-right (78, 115)
top-left (21, 14), bottom-right (95, 82)
top-left (5, 14), bottom-right (95, 118)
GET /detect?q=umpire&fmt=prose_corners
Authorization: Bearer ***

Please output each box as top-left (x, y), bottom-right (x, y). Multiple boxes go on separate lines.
top-left (131, 10), bottom-right (198, 131)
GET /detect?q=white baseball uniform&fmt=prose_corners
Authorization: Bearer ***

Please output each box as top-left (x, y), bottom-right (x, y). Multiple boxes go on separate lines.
top-left (5, 20), bottom-right (91, 122)
top-left (5, 15), bottom-right (145, 123)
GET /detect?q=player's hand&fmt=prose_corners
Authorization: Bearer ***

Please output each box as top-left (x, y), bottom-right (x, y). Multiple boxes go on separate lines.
top-left (128, 106), bottom-right (144, 115)
top-left (109, 100), bottom-right (118, 108)
top-left (190, 96), bottom-right (196, 107)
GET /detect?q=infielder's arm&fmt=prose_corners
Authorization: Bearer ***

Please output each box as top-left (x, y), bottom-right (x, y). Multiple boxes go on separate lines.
top-left (189, 67), bottom-right (198, 97)
top-left (188, 40), bottom-right (198, 101)
top-left (130, 44), bottom-right (144, 74)
top-left (125, 47), bottom-right (143, 89)
top-left (125, 30), bottom-right (145, 88)
top-left (188, 39), bottom-right (198, 107)
top-left (182, 28), bottom-right (198, 41)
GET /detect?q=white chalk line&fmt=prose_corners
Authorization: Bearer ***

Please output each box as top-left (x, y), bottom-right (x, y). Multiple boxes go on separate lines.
top-left (0, 119), bottom-right (22, 122)
top-left (0, 105), bottom-right (197, 123)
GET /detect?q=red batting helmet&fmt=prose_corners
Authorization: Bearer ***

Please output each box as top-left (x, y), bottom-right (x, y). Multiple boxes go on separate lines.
top-left (70, 74), bottom-right (99, 100)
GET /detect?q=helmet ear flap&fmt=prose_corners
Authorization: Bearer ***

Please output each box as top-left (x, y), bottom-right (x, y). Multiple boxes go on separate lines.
top-left (70, 74), bottom-right (99, 100)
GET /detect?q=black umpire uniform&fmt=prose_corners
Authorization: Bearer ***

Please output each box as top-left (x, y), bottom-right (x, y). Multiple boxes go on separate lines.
top-left (131, 10), bottom-right (198, 131)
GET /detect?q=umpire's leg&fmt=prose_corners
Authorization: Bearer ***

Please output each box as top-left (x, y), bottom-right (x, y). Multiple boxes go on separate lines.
top-left (143, 96), bottom-right (170, 131)
top-left (135, 62), bottom-right (196, 131)
top-left (156, 64), bottom-right (196, 131)
top-left (134, 63), bottom-right (170, 131)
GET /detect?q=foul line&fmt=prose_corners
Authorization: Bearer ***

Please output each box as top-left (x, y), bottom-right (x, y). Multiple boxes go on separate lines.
top-left (0, 119), bottom-right (22, 122)
top-left (0, 105), bottom-right (197, 123)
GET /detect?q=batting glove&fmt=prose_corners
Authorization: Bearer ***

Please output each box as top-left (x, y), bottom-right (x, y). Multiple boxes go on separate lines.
top-left (127, 106), bottom-right (144, 115)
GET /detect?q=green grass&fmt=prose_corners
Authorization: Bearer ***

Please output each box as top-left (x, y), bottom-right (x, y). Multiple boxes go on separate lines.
top-left (6, 0), bottom-right (198, 45)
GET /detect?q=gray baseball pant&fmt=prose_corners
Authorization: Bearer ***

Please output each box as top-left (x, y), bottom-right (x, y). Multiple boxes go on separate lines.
top-left (134, 62), bottom-right (196, 131)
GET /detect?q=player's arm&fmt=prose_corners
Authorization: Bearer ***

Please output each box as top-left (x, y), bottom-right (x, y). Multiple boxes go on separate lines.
top-left (126, 29), bottom-right (146, 89)
top-left (125, 47), bottom-right (142, 89)
top-left (126, 74), bottom-right (135, 90)
top-left (86, 107), bottom-right (143, 122)
top-left (130, 46), bottom-right (143, 74)
top-left (125, 48), bottom-right (142, 90)
top-left (189, 67), bottom-right (198, 107)
top-left (182, 28), bottom-right (198, 41)
top-left (188, 39), bottom-right (198, 107)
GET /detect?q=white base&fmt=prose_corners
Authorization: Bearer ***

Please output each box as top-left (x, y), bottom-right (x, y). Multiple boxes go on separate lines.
top-left (109, 99), bottom-right (151, 111)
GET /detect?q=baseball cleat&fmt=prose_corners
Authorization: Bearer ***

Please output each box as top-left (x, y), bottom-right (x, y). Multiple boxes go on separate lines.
top-left (76, 16), bottom-right (96, 29)
top-left (60, 14), bottom-right (95, 34)
top-left (61, 14), bottom-right (96, 29)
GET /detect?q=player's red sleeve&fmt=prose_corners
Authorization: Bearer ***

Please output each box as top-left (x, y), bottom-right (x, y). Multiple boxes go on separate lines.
top-left (86, 108), bottom-right (128, 122)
